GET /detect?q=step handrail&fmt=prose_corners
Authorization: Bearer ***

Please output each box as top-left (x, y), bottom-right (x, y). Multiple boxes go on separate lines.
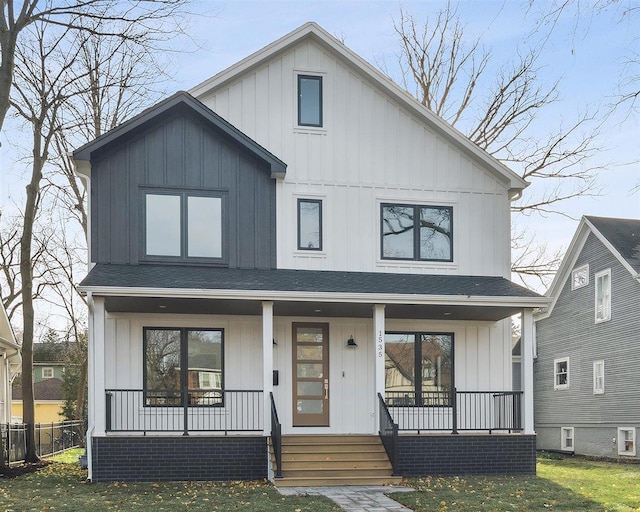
top-left (377, 392), bottom-right (399, 475)
top-left (270, 392), bottom-right (282, 478)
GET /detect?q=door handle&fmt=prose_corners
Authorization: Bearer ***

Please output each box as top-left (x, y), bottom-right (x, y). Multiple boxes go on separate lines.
top-left (324, 379), bottom-right (328, 399)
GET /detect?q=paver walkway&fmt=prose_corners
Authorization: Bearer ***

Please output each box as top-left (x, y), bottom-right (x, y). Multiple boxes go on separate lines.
top-left (278, 485), bottom-right (415, 512)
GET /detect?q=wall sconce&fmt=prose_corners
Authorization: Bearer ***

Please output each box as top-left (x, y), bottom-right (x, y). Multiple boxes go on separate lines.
top-left (346, 335), bottom-right (357, 347)
top-left (272, 338), bottom-right (278, 346)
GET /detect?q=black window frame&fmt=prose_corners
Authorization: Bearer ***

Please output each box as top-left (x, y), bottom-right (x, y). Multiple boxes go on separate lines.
top-left (297, 198), bottom-right (323, 251)
top-left (143, 327), bottom-right (225, 408)
top-left (297, 74), bottom-right (323, 127)
top-left (141, 188), bottom-right (228, 265)
top-left (384, 331), bottom-right (454, 407)
top-left (380, 203), bottom-right (453, 262)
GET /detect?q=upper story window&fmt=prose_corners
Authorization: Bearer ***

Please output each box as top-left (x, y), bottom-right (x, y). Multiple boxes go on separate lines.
top-left (593, 360), bottom-right (605, 394)
top-left (571, 264), bottom-right (589, 290)
top-left (381, 204), bottom-right (453, 262)
top-left (595, 268), bottom-right (611, 323)
top-left (297, 198), bottom-right (322, 250)
top-left (42, 367), bottom-right (54, 379)
top-left (144, 190), bottom-right (225, 263)
top-left (298, 75), bottom-right (322, 127)
top-left (554, 357), bottom-right (569, 390)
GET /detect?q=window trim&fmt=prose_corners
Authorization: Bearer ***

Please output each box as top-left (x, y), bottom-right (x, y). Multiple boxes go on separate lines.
top-left (380, 203), bottom-right (454, 262)
top-left (571, 264), bottom-right (589, 290)
top-left (618, 427), bottom-right (636, 456)
top-left (554, 357), bottom-right (570, 390)
top-left (593, 360), bottom-right (605, 395)
top-left (141, 188), bottom-right (228, 264)
top-left (297, 198), bottom-right (323, 251)
top-left (143, 327), bottom-right (225, 408)
top-left (594, 268), bottom-right (611, 323)
top-left (41, 367), bottom-right (54, 379)
top-left (297, 74), bottom-right (323, 128)
top-left (561, 426), bottom-right (574, 451)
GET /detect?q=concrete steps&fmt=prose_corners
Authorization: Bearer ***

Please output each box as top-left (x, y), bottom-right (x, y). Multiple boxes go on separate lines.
top-left (270, 435), bottom-right (402, 487)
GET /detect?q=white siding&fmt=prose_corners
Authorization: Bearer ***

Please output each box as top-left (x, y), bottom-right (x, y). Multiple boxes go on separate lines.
top-left (198, 40), bottom-right (511, 277)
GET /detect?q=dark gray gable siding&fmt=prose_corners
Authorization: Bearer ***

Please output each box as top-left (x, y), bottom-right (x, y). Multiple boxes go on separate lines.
top-left (91, 110), bottom-right (277, 269)
top-left (535, 231), bottom-right (640, 429)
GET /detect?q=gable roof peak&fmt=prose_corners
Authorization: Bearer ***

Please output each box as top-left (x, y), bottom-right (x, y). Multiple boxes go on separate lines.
top-left (584, 215), bottom-right (640, 274)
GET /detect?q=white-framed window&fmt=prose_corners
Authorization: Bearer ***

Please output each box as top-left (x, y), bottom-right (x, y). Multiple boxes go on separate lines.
top-left (571, 264), bottom-right (589, 290)
top-left (42, 367), bottom-right (54, 379)
top-left (561, 427), bottom-right (574, 451)
top-left (595, 268), bottom-right (611, 323)
top-left (593, 360), bottom-right (605, 394)
top-left (554, 357), bottom-right (569, 390)
top-left (618, 427), bottom-right (636, 456)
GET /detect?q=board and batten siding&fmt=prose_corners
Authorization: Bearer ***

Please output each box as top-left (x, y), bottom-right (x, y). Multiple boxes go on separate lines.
top-left (535, 232), bottom-right (640, 456)
top-left (90, 110), bottom-right (277, 269)
top-left (197, 39), bottom-right (512, 277)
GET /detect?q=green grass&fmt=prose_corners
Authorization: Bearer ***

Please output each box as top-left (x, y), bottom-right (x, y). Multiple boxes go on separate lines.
top-left (0, 452), bottom-right (342, 512)
top-left (389, 455), bottom-right (640, 512)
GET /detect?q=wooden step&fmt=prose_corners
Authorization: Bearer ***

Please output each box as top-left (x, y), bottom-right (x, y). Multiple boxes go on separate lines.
top-left (276, 452), bottom-right (390, 462)
top-left (274, 475), bottom-right (404, 487)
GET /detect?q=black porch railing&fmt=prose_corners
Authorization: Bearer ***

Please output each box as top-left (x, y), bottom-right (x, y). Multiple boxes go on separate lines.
top-left (385, 389), bottom-right (522, 433)
top-left (377, 392), bottom-right (399, 475)
top-left (1, 421), bottom-right (84, 466)
top-left (106, 389), bottom-right (263, 434)
top-left (270, 392), bottom-right (282, 478)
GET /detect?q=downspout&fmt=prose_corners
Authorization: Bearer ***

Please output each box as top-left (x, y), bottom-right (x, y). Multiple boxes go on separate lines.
top-left (85, 291), bottom-right (94, 482)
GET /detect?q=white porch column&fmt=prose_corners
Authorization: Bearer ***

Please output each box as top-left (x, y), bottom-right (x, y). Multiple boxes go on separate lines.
top-left (90, 295), bottom-right (106, 437)
top-left (373, 304), bottom-right (386, 430)
top-left (521, 308), bottom-right (535, 434)
top-left (262, 301), bottom-right (274, 435)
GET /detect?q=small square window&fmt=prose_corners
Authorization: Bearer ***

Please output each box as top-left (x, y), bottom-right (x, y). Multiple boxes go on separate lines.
top-left (561, 427), bottom-right (574, 451)
top-left (297, 199), bottom-right (322, 250)
top-left (571, 264), bottom-right (589, 290)
top-left (595, 269), bottom-right (611, 323)
top-left (298, 75), bottom-right (322, 127)
top-left (618, 428), bottom-right (636, 456)
top-left (42, 367), bottom-right (54, 379)
top-left (593, 360), bottom-right (605, 394)
top-left (554, 357), bottom-right (569, 390)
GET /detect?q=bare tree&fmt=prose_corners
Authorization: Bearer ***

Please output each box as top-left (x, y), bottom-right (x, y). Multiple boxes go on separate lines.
top-left (391, 4), bottom-right (605, 282)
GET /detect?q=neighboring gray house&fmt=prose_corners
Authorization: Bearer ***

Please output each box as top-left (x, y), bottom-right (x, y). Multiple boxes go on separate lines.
top-left (73, 23), bottom-right (546, 484)
top-left (534, 216), bottom-right (640, 459)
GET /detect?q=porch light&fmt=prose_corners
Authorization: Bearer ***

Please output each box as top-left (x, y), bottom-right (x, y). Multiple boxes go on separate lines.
top-left (346, 335), bottom-right (357, 347)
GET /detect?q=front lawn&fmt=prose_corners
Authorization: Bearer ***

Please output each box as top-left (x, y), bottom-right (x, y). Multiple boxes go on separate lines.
top-left (0, 450), bottom-right (341, 512)
top-left (389, 454), bottom-right (640, 512)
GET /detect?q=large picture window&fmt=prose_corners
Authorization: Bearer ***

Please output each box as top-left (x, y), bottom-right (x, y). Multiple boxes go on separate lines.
top-left (144, 190), bottom-right (225, 262)
top-left (381, 204), bottom-right (453, 261)
top-left (144, 328), bottom-right (223, 406)
top-left (385, 332), bottom-right (453, 406)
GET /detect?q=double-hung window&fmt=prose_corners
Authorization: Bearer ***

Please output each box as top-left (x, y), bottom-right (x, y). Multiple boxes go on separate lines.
top-left (554, 357), bottom-right (569, 390)
top-left (618, 428), bottom-right (636, 456)
top-left (381, 204), bottom-right (453, 261)
top-left (561, 427), bottom-right (574, 451)
top-left (595, 269), bottom-right (611, 323)
top-left (144, 327), bottom-right (224, 406)
top-left (298, 75), bottom-right (322, 127)
top-left (384, 332), bottom-right (453, 406)
top-left (297, 198), bottom-right (322, 250)
top-left (593, 360), bottom-right (605, 394)
top-left (144, 190), bottom-right (226, 262)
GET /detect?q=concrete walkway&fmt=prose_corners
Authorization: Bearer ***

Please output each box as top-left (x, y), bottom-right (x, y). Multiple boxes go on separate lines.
top-left (278, 485), bottom-right (415, 512)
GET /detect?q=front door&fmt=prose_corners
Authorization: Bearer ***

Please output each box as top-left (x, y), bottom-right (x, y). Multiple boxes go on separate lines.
top-left (292, 323), bottom-right (329, 426)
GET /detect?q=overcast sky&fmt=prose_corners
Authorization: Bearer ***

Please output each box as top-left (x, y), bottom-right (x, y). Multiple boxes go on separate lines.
top-left (1, 0), bottom-right (639, 294)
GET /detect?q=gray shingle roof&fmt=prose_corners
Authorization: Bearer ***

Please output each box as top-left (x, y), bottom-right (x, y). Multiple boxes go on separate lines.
top-left (13, 378), bottom-right (64, 401)
top-left (587, 216), bottom-right (640, 273)
top-left (80, 264), bottom-right (542, 299)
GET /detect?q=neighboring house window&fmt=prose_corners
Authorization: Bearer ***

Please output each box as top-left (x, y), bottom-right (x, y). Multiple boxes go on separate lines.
top-left (384, 332), bottom-right (453, 406)
top-left (571, 264), bottom-right (589, 290)
top-left (561, 427), bottom-right (574, 451)
top-left (381, 204), bottom-right (453, 261)
top-left (298, 75), bottom-right (322, 127)
top-left (618, 428), bottom-right (636, 456)
top-left (42, 367), bottom-right (54, 379)
top-left (144, 327), bottom-right (223, 406)
top-left (297, 199), bottom-right (322, 250)
top-left (593, 360), bottom-right (605, 394)
top-left (554, 357), bottom-right (569, 390)
top-left (595, 269), bottom-right (611, 323)
top-left (144, 191), bottom-right (225, 262)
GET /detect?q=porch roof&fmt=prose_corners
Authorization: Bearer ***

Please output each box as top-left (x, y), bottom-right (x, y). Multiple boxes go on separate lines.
top-left (80, 264), bottom-right (547, 321)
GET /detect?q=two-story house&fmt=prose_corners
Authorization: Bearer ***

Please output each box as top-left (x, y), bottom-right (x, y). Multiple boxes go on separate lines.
top-left (74, 22), bottom-right (547, 484)
top-left (535, 216), bottom-right (640, 459)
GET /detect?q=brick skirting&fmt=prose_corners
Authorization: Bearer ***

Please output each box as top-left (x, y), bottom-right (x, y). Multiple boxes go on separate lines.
top-left (91, 436), bottom-right (267, 482)
top-left (397, 434), bottom-right (536, 476)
